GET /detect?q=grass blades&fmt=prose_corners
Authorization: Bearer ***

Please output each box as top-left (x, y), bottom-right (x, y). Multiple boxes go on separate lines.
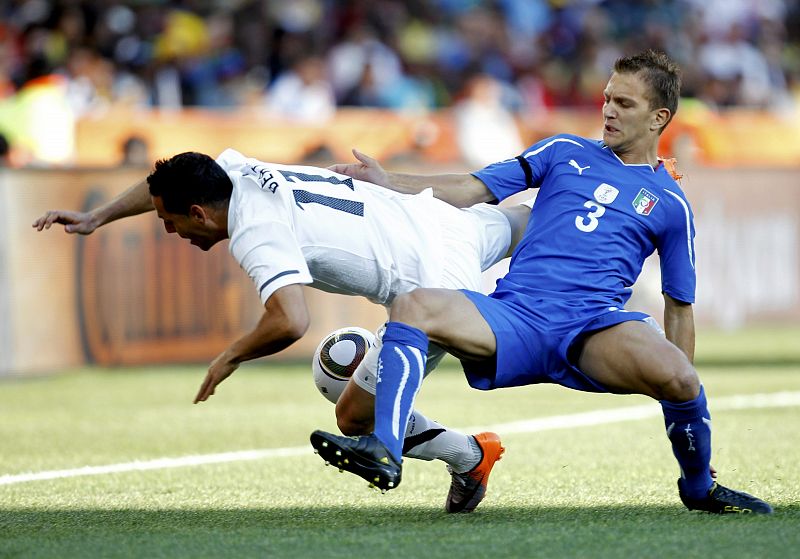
top-left (1, 361), bottom-right (799, 558)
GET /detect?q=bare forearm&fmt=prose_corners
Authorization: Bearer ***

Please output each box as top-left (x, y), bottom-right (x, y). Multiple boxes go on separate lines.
top-left (194, 285), bottom-right (309, 403)
top-left (226, 284), bottom-right (310, 364)
top-left (663, 296), bottom-right (695, 362)
top-left (92, 179), bottom-right (154, 226)
top-left (384, 172), bottom-right (494, 208)
top-left (224, 315), bottom-right (305, 365)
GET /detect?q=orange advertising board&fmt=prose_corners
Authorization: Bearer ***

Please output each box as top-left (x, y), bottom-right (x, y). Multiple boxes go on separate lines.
top-left (1, 162), bottom-right (798, 376)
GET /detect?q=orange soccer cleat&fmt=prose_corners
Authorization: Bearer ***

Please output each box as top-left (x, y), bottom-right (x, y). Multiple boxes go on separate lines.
top-left (445, 432), bottom-right (505, 513)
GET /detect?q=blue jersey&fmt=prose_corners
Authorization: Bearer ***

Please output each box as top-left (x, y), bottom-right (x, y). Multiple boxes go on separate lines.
top-left (474, 134), bottom-right (696, 309)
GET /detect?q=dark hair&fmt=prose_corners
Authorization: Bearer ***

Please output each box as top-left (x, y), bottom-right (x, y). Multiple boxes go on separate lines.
top-left (614, 50), bottom-right (681, 132)
top-left (147, 152), bottom-right (233, 215)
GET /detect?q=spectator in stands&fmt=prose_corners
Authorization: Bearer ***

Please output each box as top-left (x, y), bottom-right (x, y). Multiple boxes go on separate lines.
top-left (0, 0), bottom-right (796, 115)
top-left (265, 55), bottom-right (336, 122)
top-left (119, 135), bottom-right (149, 167)
top-left (453, 72), bottom-right (524, 167)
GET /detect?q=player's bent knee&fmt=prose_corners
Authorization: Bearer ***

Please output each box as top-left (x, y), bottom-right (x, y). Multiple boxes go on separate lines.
top-left (656, 362), bottom-right (700, 402)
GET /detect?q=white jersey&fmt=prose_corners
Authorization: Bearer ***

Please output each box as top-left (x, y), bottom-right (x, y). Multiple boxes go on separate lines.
top-left (217, 149), bottom-right (511, 306)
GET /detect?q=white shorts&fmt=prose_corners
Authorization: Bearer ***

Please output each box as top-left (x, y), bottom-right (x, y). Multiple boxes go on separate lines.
top-left (439, 203), bottom-right (513, 291)
top-left (351, 204), bottom-right (513, 395)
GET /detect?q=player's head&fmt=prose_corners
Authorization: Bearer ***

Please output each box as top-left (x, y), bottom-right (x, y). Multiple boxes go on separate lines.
top-left (613, 50), bottom-right (681, 132)
top-left (603, 50), bottom-right (681, 151)
top-left (147, 152), bottom-right (233, 251)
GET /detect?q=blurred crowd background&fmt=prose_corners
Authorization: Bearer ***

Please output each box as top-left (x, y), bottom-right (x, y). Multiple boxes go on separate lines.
top-left (2, 1), bottom-right (799, 116)
top-left (4, 1), bottom-right (800, 372)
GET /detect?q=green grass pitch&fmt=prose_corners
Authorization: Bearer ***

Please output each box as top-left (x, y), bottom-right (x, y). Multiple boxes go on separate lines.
top-left (1, 332), bottom-right (799, 558)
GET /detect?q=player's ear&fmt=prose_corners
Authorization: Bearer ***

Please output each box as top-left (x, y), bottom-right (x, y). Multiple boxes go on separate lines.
top-left (652, 107), bottom-right (671, 132)
top-left (189, 204), bottom-right (207, 222)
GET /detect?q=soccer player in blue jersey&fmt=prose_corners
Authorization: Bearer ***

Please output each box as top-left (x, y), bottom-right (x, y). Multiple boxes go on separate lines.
top-left (312, 50), bottom-right (773, 514)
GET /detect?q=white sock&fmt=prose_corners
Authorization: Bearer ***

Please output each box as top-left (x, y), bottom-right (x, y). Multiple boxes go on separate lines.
top-left (402, 410), bottom-right (482, 473)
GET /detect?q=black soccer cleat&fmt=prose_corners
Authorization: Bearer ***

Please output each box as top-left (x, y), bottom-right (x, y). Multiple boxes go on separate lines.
top-left (679, 480), bottom-right (774, 514)
top-left (310, 430), bottom-right (402, 492)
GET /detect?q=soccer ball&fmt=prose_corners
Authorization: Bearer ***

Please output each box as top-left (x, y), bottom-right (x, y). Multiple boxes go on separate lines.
top-left (312, 326), bottom-right (376, 404)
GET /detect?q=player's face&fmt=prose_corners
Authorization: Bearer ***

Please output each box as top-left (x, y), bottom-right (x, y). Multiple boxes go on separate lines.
top-left (152, 195), bottom-right (219, 251)
top-left (602, 72), bottom-right (660, 153)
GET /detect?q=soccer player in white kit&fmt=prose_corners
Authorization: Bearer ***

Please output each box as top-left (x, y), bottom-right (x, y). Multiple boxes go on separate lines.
top-left (33, 148), bottom-right (529, 512)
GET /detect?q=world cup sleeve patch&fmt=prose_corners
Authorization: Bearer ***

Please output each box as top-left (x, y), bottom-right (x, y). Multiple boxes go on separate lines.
top-left (632, 188), bottom-right (659, 216)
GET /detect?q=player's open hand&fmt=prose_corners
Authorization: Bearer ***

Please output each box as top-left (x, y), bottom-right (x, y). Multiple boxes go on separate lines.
top-left (328, 149), bottom-right (389, 186)
top-left (194, 351), bottom-right (240, 404)
top-left (32, 210), bottom-right (98, 235)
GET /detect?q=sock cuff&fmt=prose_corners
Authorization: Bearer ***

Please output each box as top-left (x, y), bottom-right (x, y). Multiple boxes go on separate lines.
top-left (660, 385), bottom-right (710, 422)
top-left (383, 321), bottom-right (429, 351)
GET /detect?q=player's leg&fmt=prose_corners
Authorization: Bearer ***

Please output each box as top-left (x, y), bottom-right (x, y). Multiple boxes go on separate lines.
top-left (372, 289), bottom-right (495, 462)
top-left (575, 320), bottom-right (771, 513)
top-left (311, 289), bottom-right (496, 490)
top-left (576, 320), bottom-right (698, 400)
top-left (333, 329), bottom-right (478, 466)
top-left (336, 349), bottom-right (484, 473)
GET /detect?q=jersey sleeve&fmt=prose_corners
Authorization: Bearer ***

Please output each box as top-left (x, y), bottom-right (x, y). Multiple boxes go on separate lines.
top-left (471, 135), bottom-right (577, 202)
top-left (215, 148), bottom-right (248, 172)
top-left (657, 191), bottom-right (697, 303)
top-left (228, 179), bottom-right (313, 305)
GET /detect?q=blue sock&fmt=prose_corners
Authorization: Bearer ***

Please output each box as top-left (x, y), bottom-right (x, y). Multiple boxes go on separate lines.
top-left (660, 385), bottom-right (713, 498)
top-left (374, 322), bottom-right (428, 462)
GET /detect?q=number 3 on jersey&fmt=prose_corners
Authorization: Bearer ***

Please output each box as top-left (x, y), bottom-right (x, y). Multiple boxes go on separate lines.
top-left (575, 200), bottom-right (605, 232)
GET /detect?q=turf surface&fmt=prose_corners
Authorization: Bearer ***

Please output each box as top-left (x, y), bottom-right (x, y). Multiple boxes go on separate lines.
top-left (1, 346), bottom-right (798, 558)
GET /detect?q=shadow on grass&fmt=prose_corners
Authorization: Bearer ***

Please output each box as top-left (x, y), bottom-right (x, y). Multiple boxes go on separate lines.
top-left (1, 504), bottom-right (797, 558)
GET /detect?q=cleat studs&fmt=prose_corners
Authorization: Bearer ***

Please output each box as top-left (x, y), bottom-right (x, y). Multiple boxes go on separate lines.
top-left (373, 477), bottom-right (380, 483)
top-left (335, 450), bottom-right (342, 456)
top-left (368, 483), bottom-right (375, 489)
top-left (387, 482), bottom-right (394, 488)
top-left (324, 461), bottom-right (330, 466)
top-left (381, 489), bottom-right (387, 494)
top-left (313, 449), bottom-right (319, 454)
top-left (343, 458), bottom-right (349, 464)
top-left (338, 468), bottom-right (343, 473)
top-left (321, 441), bottom-right (328, 448)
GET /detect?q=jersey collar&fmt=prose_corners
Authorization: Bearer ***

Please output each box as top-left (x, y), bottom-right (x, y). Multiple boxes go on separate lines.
top-left (600, 143), bottom-right (657, 172)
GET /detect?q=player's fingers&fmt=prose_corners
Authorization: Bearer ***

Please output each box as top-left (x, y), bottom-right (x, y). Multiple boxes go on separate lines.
top-left (33, 212), bottom-right (58, 230)
top-left (194, 377), bottom-right (213, 404)
top-left (42, 213), bottom-right (61, 230)
top-left (352, 148), bottom-right (375, 167)
top-left (327, 163), bottom-right (348, 174)
top-left (44, 212), bottom-right (71, 229)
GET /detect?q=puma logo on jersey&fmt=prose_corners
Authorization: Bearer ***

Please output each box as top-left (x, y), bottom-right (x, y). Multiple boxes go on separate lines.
top-left (569, 159), bottom-right (590, 175)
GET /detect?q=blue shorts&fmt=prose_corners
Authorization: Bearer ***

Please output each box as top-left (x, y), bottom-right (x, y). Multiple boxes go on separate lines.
top-left (460, 290), bottom-right (650, 393)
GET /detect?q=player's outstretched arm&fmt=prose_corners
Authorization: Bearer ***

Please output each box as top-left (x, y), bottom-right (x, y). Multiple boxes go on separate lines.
top-left (32, 178), bottom-right (154, 235)
top-left (331, 148), bottom-right (494, 208)
top-left (193, 284), bottom-right (310, 403)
